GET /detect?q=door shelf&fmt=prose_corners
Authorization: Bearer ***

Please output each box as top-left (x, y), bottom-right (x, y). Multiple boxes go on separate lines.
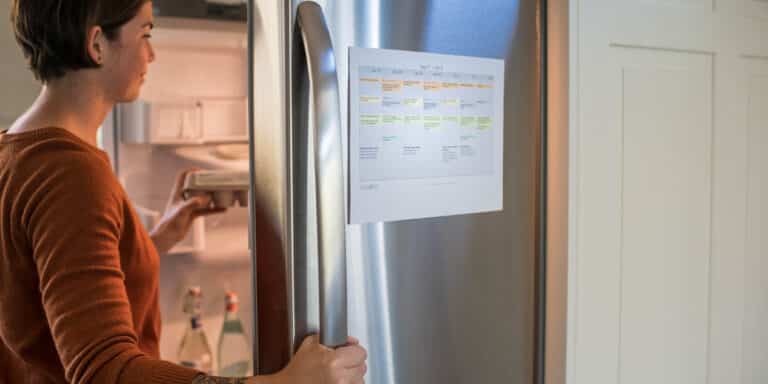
top-left (119, 97), bottom-right (248, 145)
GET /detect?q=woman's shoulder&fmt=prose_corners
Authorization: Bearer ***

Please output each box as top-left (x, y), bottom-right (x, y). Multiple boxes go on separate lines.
top-left (4, 128), bottom-right (119, 198)
top-left (6, 127), bottom-right (112, 171)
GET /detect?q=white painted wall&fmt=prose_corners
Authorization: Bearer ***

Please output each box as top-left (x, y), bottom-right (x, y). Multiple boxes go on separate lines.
top-left (0, 4), bottom-right (41, 129)
top-left (567, 1), bottom-right (768, 384)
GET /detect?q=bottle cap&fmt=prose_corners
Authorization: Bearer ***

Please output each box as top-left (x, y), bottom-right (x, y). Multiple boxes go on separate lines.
top-left (225, 291), bottom-right (239, 312)
top-left (187, 286), bottom-right (202, 296)
top-left (183, 286), bottom-right (203, 314)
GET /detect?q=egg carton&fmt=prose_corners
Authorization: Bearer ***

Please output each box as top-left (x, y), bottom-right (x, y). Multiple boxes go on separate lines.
top-left (182, 170), bottom-right (250, 208)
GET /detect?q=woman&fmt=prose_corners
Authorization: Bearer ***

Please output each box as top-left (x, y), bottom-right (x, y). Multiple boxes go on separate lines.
top-left (0, 1), bottom-right (367, 383)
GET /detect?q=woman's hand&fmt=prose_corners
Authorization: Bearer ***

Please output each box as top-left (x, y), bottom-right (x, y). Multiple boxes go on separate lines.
top-left (273, 335), bottom-right (368, 384)
top-left (191, 336), bottom-right (367, 384)
top-left (150, 168), bottom-right (226, 254)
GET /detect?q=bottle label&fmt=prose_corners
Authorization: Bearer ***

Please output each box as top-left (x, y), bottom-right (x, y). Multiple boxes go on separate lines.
top-left (180, 360), bottom-right (200, 369)
top-left (219, 361), bottom-right (252, 377)
top-left (180, 360), bottom-right (212, 374)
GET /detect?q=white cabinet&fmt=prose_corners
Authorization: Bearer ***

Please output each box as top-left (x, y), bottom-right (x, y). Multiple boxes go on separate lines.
top-left (567, 0), bottom-right (768, 383)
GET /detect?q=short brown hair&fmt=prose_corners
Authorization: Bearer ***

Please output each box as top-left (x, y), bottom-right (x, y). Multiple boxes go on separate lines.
top-left (10, 0), bottom-right (150, 82)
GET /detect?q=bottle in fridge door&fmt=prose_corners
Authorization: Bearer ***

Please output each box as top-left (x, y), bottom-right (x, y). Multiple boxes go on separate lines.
top-left (177, 286), bottom-right (213, 374)
top-left (217, 291), bottom-right (252, 376)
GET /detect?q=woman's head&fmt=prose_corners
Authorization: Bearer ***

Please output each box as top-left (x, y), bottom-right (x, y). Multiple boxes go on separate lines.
top-left (11, 0), bottom-right (156, 101)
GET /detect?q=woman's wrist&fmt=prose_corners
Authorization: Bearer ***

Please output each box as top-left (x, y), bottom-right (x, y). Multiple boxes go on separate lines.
top-left (149, 228), bottom-right (174, 255)
top-left (191, 374), bottom-right (246, 384)
top-left (190, 373), bottom-right (281, 384)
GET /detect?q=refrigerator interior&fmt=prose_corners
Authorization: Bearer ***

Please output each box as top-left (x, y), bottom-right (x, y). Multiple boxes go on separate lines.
top-left (103, 17), bottom-right (254, 366)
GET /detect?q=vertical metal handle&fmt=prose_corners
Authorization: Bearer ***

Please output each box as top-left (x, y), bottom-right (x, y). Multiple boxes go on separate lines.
top-left (293, 1), bottom-right (347, 347)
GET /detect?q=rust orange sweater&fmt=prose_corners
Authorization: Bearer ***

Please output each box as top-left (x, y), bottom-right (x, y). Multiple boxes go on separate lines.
top-left (0, 127), bottom-right (200, 383)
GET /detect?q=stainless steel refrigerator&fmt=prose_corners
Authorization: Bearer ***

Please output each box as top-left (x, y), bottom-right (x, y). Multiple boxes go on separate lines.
top-left (248, 1), bottom-right (544, 383)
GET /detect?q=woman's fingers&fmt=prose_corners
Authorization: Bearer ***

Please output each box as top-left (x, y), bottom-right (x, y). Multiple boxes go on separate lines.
top-left (192, 207), bottom-right (227, 218)
top-left (340, 354), bottom-right (367, 383)
top-left (335, 343), bottom-right (367, 368)
top-left (298, 334), bottom-right (321, 351)
top-left (351, 361), bottom-right (367, 377)
top-left (172, 168), bottom-right (201, 202)
top-left (182, 195), bottom-right (212, 211)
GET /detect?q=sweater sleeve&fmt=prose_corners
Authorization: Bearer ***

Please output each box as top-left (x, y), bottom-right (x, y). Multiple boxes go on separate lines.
top-left (24, 153), bottom-right (201, 384)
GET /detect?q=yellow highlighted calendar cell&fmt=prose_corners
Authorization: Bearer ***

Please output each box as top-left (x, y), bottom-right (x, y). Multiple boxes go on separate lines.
top-left (360, 96), bottom-right (382, 103)
top-left (442, 99), bottom-right (459, 106)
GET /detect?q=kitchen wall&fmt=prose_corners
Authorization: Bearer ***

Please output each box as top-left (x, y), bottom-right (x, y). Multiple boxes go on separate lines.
top-left (0, 4), bottom-right (40, 129)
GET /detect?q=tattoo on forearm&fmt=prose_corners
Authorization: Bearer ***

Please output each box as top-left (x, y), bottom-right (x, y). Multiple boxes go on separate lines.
top-left (191, 374), bottom-right (248, 384)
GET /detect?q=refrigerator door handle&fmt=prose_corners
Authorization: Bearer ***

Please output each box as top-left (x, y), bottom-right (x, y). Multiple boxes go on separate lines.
top-left (294, 1), bottom-right (348, 348)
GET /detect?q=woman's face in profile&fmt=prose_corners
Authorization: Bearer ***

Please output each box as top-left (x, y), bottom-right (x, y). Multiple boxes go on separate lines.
top-left (101, 1), bottom-right (156, 102)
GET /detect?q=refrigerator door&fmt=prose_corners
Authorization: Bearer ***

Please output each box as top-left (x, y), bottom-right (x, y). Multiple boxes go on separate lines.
top-left (250, 0), bottom-right (542, 382)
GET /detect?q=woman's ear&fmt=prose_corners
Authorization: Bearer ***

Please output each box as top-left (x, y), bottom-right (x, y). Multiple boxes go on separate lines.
top-left (86, 25), bottom-right (105, 65)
